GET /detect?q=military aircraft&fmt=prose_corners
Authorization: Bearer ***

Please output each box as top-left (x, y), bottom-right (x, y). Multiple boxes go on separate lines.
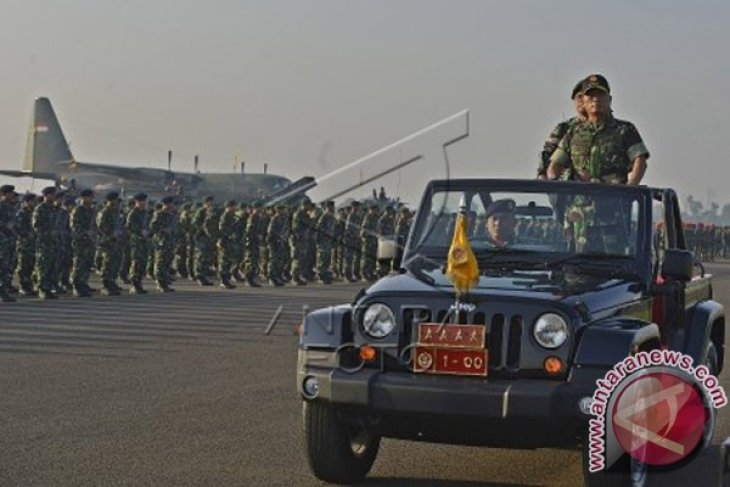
top-left (0, 97), bottom-right (297, 200)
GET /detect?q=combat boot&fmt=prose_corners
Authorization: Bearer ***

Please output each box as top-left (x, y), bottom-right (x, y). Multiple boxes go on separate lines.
top-left (220, 277), bottom-right (236, 289)
top-left (196, 276), bottom-right (213, 286)
top-left (246, 277), bottom-right (261, 288)
top-left (156, 282), bottom-right (174, 293)
top-left (38, 288), bottom-right (58, 300)
top-left (101, 281), bottom-right (120, 296)
top-left (293, 276), bottom-right (307, 286)
top-left (130, 281), bottom-right (148, 294)
top-left (19, 283), bottom-right (38, 297)
top-left (73, 285), bottom-right (92, 298)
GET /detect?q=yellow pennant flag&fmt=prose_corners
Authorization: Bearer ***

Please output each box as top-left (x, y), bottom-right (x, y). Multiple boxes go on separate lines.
top-left (445, 209), bottom-right (479, 296)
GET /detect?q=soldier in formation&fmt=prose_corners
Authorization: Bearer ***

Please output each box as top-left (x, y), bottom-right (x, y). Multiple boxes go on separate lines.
top-left (1, 188), bottom-right (414, 304)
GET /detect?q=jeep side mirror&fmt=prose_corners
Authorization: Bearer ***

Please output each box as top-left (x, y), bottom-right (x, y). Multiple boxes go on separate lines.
top-left (661, 249), bottom-right (695, 282)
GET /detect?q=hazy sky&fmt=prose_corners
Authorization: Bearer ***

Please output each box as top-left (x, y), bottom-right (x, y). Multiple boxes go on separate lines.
top-left (1, 0), bottom-right (728, 205)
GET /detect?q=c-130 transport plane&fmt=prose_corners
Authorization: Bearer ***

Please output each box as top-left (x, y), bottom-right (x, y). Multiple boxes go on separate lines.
top-left (0, 97), bottom-right (298, 200)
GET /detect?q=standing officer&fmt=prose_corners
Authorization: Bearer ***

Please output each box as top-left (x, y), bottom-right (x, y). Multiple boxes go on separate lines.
top-left (217, 200), bottom-right (239, 289)
top-left (343, 201), bottom-right (362, 282)
top-left (97, 191), bottom-right (124, 295)
top-left (243, 201), bottom-right (263, 287)
top-left (70, 189), bottom-right (97, 297)
top-left (15, 193), bottom-right (37, 297)
top-left (360, 204), bottom-right (379, 281)
top-left (56, 195), bottom-right (75, 293)
top-left (193, 196), bottom-right (215, 286)
top-left (266, 205), bottom-right (288, 286)
top-left (290, 201), bottom-right (312, 286)
top-left (126, 193), bottom-right (150, 294)
top-left (315, 201), bottom-right (337, 284)
top-left (174, 201), bottom-right (193, 279)
top-left (150, 196), bottom-right (177, 292)
top-left (32, 186), bottom-right (60, 300)
top-left (547, 74), bottom-right (650, 185)
top-left (0, 185), bottom-right (18, 302)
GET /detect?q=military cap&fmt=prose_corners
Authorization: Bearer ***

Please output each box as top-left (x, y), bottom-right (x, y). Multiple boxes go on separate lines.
top-left (79, 189), bottom-right (94, 197)
top-left (161, 195), bottom-right (175, 204)
top-left (0, 184), bottom-right (15, 195)
top-left (203, 195), bottom-right (214, 203)
top-left (64, 196), bottom-right (76, 206)
top-left (106, 191), bottom-right (120, 201)
top-left (485, 199), bottom-right (516, 218)
top-left (351, 200), bottom-right (361, 207)
top-left (181, 202), bottom-right (192, 209)
top-left (326, 200), bottom-right (335, 208)
top-left (155, 202), bottom-right (164, 210)
top-left (399, 206), bottom-right (409, 213)
top-left (22, 192), bottom-right (37, 202)
top-left (224, 199), bottom-right (237, 208)
top-left (239, 201), bottom-right (249, 209)
top-left (133, 192), bottom-right (148, 201)
top-left (41, 186), bottom-right (56, 196)
top-left (581, 74), bottom-right (610, 95)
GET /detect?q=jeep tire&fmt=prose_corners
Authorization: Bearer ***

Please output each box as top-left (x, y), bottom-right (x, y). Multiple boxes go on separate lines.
top-left (304, 401), bottom-right (380, 484)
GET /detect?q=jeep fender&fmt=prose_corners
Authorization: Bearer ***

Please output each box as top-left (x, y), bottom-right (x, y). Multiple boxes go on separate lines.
top-left (300, 304), bottom-right (353, 349)
top-left (683, 299), bottom-right (724, 369)
top-left (573, 320), bottom-right (660, 367)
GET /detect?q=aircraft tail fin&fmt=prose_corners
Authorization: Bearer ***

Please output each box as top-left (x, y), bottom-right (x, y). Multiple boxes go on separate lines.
top-left (23, 97), bottom-right (74, 175)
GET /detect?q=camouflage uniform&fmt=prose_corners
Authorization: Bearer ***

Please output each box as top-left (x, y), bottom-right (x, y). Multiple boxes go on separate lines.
top-left (70, 202), bottom-right (96, 293)
top-left (55, 201), bottom-right (73, 290)
top-left (233, 205), bottom-right (248, 280)
top-left (174, 202), bottom-right (193, 278)
top-left (290, 204), bottom-right (311, 285)
top-left (96, 201), bottom-right (124, 291)
top-left (217, 204), bottom-right (238, 286)
top-left (538, 117), bottom-right (580, 178)
top-left (359, 208), bottom-right (379, 280)
top-left (150, 204), bottom-right (177, 289)
top-left (550, 115), bottom-right (649, 185)
top-left (333, 209), bottom-right (347, 279)
top-left (243, 206), bottom-right (264, 285)
top-left (193, 204), bottom-right (215, 282)
top-left (266, 208), bottom-right (288, 285)
top-left (126, 204), bottom-right (150, 287)
top-left (118, 200), bottom-right (134, 283)
top-left (15, 200), bottom-right (36, 294)
top-left (0, 197), bottom-right (17, 296)
top-left (315, 206), bottom-right (336, 283)
top-left (32, 199), bottom-right (59, 296)
top-left (343, 206), bottom-right (362, 281)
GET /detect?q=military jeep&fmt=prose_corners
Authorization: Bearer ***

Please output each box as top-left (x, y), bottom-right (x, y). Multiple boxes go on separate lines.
top-left (297, 179), bottom-right (724, 485)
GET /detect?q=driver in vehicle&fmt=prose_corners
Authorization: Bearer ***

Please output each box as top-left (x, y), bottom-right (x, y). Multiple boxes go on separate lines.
top-left (484, 199), bottom-right (517, 248)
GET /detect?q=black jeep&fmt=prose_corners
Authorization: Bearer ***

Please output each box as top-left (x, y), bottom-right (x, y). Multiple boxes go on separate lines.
top-left (297, 179), bottom-right (724, 485)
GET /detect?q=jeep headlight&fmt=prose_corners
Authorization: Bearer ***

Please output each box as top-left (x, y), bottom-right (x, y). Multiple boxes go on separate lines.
top-left (533, 313), bottom-right (568, 349)
top-left (363, 303), bottom-right (396, 338)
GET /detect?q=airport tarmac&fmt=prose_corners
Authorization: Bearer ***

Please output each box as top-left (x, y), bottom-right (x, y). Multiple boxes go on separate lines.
top-left (2, 266), bottom-right (730, 486)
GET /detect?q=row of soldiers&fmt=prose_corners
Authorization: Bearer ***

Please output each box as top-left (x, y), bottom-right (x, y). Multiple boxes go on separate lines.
top-left (0, 184), bottom-right (413, 302)
top-left (684, 223), bottom-right (730, 262)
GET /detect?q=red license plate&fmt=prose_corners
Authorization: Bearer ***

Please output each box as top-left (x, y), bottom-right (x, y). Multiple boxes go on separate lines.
top-left (417, 323), bottom-right (485, 349)
top-left (413, 347), bottom-right (488, 377)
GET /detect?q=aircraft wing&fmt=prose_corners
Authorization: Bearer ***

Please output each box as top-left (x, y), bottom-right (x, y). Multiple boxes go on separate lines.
top-left (0, 169), bottom-right (57, 179)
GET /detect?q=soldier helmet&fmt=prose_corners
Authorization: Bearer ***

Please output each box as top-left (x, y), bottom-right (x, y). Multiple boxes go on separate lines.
top-left (0, 184), bottom-right (15, 195)
top-left (22, 192), bottom-right (37, 202)
top-left (351, 200), bottom-right (361, 208)
top-left (224, 199), bottom-right (237, 208)
top-left (79, 189), bottom-right (94, 198)
top-left (106, 191), bottom-right (120, 201)
top-left (155, 202), bottom-right (164, 210)
top-left (41, 186), bottom-right (56, 196)
top-left (325, 200), bottom-right (335, 209)
top-left (399, 206), bottom-right (409, 213)
top-left (203, 195), bottom-right (214, 203)
top-left (161, 195), bottom-right (175, 204)
top-left (64, 196), bottom-right (76, 206)
top-left (133, 192), bottom-right (148, 202)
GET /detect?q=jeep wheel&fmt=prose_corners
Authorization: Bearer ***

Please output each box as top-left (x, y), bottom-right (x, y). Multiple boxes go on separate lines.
top-left (304, 401), bottom-right (380, 484)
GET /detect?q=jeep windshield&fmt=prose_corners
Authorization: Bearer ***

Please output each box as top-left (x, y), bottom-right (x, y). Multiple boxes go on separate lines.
top-left (406, 180), bottom-right (650, 283)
